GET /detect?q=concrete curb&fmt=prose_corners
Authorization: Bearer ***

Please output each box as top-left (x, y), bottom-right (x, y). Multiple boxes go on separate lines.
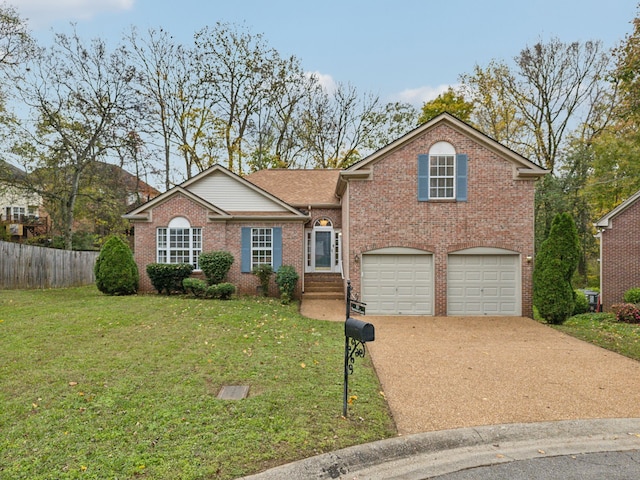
top-left (237, 418), bottom-right (640, 480)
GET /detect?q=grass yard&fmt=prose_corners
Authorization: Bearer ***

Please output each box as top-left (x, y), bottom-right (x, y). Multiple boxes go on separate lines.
top-left (552, 312), bottom-right (640, 361)
top-left (0, 287), bottom-right (396, 479)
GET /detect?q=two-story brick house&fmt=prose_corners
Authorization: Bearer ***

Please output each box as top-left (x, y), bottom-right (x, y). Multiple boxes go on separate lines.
top-left (124, 113), bottom-right (548, 317)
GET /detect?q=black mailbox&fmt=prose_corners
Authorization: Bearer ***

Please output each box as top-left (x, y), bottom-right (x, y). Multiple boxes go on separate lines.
top-left (345, 317), bottom-right (375, 343)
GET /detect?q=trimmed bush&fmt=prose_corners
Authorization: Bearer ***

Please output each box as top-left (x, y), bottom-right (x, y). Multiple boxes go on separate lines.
top-left (183, 278), bottom-right (208, 297)
top-left (612, 303), bottom-right (640, 323)
top-left (533, 212), bottom-right (580, 324)
top-left (275, 265), bottom-right (299, 304)
top-left (206, 282), bottom-right (236, 300)
top-left (623, 288), bottom-right (640, 304)
top-left (253, 264), bottom-right (274, 296)
top-left (199, 251), bottom-right (234, 284)
top-left (146, 263), bottom-right (194, 295)
top-left (94, 235), bottom-right (138, 295)
top-left (573, 290), bottom-right (590, 315)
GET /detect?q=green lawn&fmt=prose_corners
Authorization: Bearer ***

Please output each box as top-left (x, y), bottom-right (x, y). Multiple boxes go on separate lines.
top-left (552, 312), bottom-right (640, 361)
top-left (0, 287), bottom-right (395, 479)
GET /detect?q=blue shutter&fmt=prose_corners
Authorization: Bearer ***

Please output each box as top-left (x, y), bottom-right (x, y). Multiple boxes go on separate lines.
top-left (456, 154), bottom-right (468, 202)
top-left (418, 154), bottom-right (430, 201)
top-left (241, 227), bottom-right (251, 272)
top-left (272, 227), bottom-right (282, 270)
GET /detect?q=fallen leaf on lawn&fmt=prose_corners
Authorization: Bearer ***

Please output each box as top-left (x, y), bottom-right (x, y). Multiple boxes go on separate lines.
top-left (300, 363), bottom-right (306, 368)
top-left (68, 382), bottom-right (78, 387)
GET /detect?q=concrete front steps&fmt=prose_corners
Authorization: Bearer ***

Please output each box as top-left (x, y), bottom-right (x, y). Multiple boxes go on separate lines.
top-left (303, 273), bottom-right (345, 300)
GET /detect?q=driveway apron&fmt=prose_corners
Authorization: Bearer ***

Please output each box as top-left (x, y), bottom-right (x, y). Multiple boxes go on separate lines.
top-left (364, 315), bottom-right (640, 435)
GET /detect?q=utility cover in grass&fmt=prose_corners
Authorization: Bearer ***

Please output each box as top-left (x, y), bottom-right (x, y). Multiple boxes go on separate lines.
top-left (217, 385), bottom-right (250, 400)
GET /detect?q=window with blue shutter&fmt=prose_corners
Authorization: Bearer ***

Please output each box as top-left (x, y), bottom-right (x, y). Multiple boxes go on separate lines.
top-left (241, 227), bottom-right (251, 272)
top-left (418, 154), bottom-right (430, 201)
top-left (241, 226), bottom-right (282, 272)
top-left (418, 143), bottom-right (468, 202)
top-left (456, 154), bottom-right (468, 202)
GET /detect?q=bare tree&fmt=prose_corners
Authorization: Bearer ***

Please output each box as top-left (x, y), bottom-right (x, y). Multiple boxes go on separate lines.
top-left (461, 38), bottom-right (613, 172)
top-left (194, 22), bottom-right (304, 174)
top-left (297, 81), bottom-right (381, 168)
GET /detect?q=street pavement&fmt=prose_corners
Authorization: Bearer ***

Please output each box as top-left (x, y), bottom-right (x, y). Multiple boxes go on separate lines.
top-left (239, 418), bottom-right (640, 479)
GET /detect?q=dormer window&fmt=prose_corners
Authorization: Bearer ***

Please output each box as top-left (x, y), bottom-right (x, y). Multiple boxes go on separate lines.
top-left (418, 142), bottom-right (468, 202)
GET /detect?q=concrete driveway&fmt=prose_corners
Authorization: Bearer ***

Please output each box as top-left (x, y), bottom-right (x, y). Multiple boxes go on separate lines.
top-left (300, 299), bottom-right (640, 435)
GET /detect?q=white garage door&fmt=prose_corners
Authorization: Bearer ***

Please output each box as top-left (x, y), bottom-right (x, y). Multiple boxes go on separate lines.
top-left (362, 251), bottom-right (433, 315)
top-left (447, 254), bottom-right (520, 316)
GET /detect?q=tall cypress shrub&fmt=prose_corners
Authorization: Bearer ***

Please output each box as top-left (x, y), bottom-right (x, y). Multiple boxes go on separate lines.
top-left (533, 212), bottom-right (580, 324)
top-left (94, 235), bottom-right (139, 295)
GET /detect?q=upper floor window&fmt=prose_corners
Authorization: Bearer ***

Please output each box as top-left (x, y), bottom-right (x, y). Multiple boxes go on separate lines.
top-left (157, 217), bottom-right (202, 269)
top-left (418, 142), bottom-right (468, 202)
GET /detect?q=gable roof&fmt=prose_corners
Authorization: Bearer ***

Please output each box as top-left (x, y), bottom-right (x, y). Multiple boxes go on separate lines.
top-left (0, 160), bottom-right (26, 180)
top-left (245, 169), bottom-right (341, 207)
top-left (124, 164), bottom-right (308, 222)
top-left (338, 112), bottom-right (549, 194)
top-left (595, 188), bottom-right (640, 229)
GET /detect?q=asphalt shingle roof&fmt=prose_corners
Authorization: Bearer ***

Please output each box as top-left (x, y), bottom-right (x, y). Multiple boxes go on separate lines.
top-left (245, 169), bottom-right (341, 207)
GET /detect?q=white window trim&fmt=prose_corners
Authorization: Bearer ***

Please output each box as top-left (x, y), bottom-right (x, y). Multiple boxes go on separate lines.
top-left (251, 227), bottom-right (273, 269)
top-left (429, 141), bottom-right (456, 199)
top-left (156, 217), bottom-right (202, 269)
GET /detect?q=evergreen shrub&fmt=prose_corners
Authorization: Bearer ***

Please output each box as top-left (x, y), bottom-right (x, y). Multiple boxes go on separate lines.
top-left (253, 264), bottom-right (274, 296)
top-left (183, 278), bottom-right (208, 297)
top-left (623, 288), bottom-right (640, 304)
top-left (206, 282), bottom-right (236, 300)
top-left (533, 212), bottom-right (580, 324)
top-left (146, 263), bottom-right (193, 294)
top-left (94, 235), bottom-right (138, 295)
top-left (199, 251), bottom-right (234, 284)
top-left (573, 290), bottom-right (590, 315)
top-left (275, 265), bottom-right (299, 304)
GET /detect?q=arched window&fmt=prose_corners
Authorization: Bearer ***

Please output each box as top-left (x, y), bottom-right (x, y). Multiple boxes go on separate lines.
top-left (156, 217), bottom-right (202, 269)
top-left (428, 142), bottom-right (456, 199)
top-left (418, 143), bottom-right (468, 202)
top-left (314, 218), bottom-right (333, 227)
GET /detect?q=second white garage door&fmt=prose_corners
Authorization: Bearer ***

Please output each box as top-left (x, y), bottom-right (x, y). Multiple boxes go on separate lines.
top-left (362, 250), bottom-right (433, 315)
top-left (447, 253), bottom-right (520, 316)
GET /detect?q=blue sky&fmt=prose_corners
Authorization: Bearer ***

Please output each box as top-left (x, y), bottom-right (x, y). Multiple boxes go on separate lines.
top-left (7, 0), bottom-right (639, 106)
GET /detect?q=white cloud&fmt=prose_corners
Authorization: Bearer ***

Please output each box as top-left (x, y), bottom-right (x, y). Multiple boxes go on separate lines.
top-left (389, 84), bottom-right (456, 107)
top-left (306, 71), bottom-right (337, 95)
top-left (7, 0), bottom-right (134, 28)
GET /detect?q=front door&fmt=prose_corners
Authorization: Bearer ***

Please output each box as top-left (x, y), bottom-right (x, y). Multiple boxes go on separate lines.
top-left (305, 218), bottom-right (341, 273)
top-left (314, 230), bottom-right (332, 270)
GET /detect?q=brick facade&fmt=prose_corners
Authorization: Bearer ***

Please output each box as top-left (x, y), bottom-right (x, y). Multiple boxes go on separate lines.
top-left (599, 197), bottom-right (640, 311)
top-left (126, 114), bottom-right (544, 316)
top-left (343, 123), bottom-right (538, 317)
top-left (132, 193), bottom-right (306, 296)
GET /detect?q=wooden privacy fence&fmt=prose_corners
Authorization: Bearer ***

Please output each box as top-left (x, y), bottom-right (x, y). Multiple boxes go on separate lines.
top-left (0, 241), bottom-right (99, 289)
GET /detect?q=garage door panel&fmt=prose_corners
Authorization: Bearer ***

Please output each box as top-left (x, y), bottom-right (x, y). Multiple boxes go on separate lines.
top-left (362, 254), bottom-right (433, 315)
top-left (448, 254), bottom-right (520, 316)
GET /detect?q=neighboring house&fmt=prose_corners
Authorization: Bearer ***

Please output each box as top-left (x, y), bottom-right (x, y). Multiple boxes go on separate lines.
top-left (595, 189), bottom-right (640, 311)
top-left (0, 161), bottom-right (48, 239)
top-left (124, 113), bottom-right (548, 317)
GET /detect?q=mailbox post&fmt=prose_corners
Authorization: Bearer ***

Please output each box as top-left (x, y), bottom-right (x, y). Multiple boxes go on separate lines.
top-left (343, 280), bottom-right (374, 417)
